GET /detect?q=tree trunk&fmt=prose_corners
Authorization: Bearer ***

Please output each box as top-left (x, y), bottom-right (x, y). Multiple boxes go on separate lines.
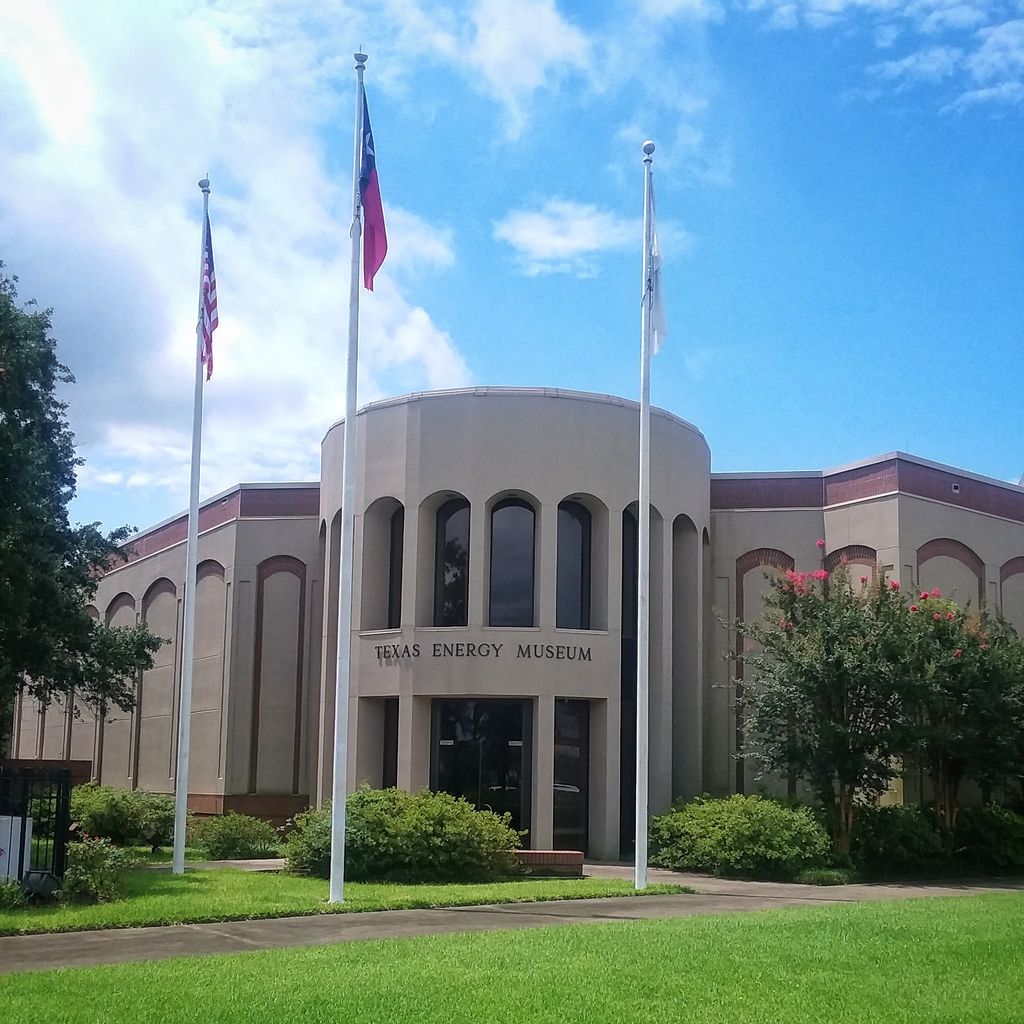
top-left (835, 784), bottom-right (855, 855)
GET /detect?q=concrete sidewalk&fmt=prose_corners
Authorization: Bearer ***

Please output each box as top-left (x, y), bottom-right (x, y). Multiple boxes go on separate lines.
top-left (2, 868), bottom-right (1020, 976)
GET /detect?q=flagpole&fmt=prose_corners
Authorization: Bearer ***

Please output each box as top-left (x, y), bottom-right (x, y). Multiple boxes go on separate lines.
top-left (328, 51), bottom-right (367, 905)
top-left (172, 176), bottom-right (211, 875)
top-left (635, 141), bottom-right (655, 891)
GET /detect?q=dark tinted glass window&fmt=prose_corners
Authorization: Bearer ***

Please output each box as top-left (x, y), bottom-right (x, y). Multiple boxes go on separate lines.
top-left (434, 499), bottom-right (470, 626)
top-left (489, 499), bottom-right (535, 627)
top-left (621, 508), bottom-right (639, 639)
top-left (553, 698), bottom-right (589, 853)
top-left (556, 501), bottom-right (591, 629)
top-left (387, 507), bottom-right (404, 629)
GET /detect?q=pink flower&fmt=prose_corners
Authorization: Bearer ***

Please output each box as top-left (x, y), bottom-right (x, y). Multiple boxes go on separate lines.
top-left (859, 575), bottom-right (868, 584)
top-left (953, 648), bottom-right (962, 658)
top-left (930, 588), bottom-right (941, 598)
top-left (910, 604), bottom-right (919, 612)
top-left (920, 592), bottom-right (930, 600)
top-left (812, 569), bottom-right (829, 580)
top-left (980, 643), bottom-right (988, 650)
top-left (778, 618), bottom-right (792, 631)
top-left (889, 580), bottom-right (900, 591)
top-left (933, 612), bottom-right (942, 621)
top-left (815, 538), bottom-right (826, 549)
top-left (946, 612), bottom-right (954, 621)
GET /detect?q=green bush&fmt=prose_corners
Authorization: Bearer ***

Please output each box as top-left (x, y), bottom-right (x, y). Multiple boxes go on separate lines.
top-left (649, 795), bottom-right (830, 880)
top-left (285, 788), bottom-right (522, 882)
top-left (0, 879), bottom-right (27, 909)
top-left (953, 806), bottom-right (1024, 874)
top-left (61, 837), bottom-right (137, 903)
top-left (70, 783), bottom-right (177, 851)
top-left (194, 812), bottom-right (280, 860)
top-left (851, 805), bottom-right (948, 878)
top-left (794, 867), bottom-right (854, 886)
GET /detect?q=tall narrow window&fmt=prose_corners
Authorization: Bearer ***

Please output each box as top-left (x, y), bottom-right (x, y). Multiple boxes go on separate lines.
top-left (489, 498), bottom-right (535, 627)
top-left (557, 501), bottom-right (592, 629)
top-left (387, 507), bottom-right (404, 629)
top-left (434, 498), bottom-right (470, 626)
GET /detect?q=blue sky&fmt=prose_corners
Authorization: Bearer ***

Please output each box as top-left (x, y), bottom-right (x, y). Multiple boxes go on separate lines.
top-left (1, 0), bottom-right (1022, 533)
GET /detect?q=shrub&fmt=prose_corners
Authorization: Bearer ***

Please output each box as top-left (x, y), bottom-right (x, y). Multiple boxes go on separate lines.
top-left (70, 784), bottom-right (178, 851)
top-left (194, 812), bottom-right (280, 860)
top-left (61, 837), bottom-right (137, 903)
top-left (0, 880), bottom-right (27, 909)
top-left (851, 805), bottom-right (948, 878)
top-left (953, 806), bottom-right (1024, 874)
top-left (649, 795), bottom-right (830, 880)
top-left (794, 867), bottom-right (854, 886)
top-left (285, 788), bottom-right (522, 882)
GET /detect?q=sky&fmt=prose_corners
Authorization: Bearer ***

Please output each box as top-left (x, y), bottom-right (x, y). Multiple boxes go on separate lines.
top-left (1, 0), bottom-right (1022, 534)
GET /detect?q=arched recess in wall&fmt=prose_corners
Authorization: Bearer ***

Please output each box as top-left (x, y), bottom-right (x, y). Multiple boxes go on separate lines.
top-left (192, 560), bottom-right (227, 791)
top-left (137, 578), bottom-right (179, 790)
top-left (417, 491), bottom-right (471, 628)
top-left (486, 490), bottom-right (540, 628)
top-left (250, 556), bottom-right (307, 795)
top-left (671, 514), bottom-right (701, 800)
top-left (999, 556), bottom-right (1024, 633)
top-left (556, 493), bottom-right (608, 631)
top-left (823, 545), bottom-right (877, 579)
top-left (100, 593), bottom-right (137, 785)
top-left (917, 538), bottom-right (984, 608)
top-left (734, 548), bottom-right (795, 794)
top-left (360, 496), bottom-right (404, 631)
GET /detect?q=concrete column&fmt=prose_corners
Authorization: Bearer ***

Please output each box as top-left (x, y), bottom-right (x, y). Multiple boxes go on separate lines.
top-left (537, 500), bottom-right (557, 629)
top-left (227, 572), bottom-right (257, 795)
top-left (532, 695), bottom-right (555, 848)
top-left (650, 516), bottom-right (674, 813)
top-left (397, 694), bottom-right (432, 792)
top-left (588, 697), bottom-right (621, 860)
top-left (986, 565), bottom-right (999, 611)
top-left (468, 501), bottom-right (487, 628)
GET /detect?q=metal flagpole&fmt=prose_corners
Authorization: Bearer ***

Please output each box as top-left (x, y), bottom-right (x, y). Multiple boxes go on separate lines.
top-left (172, 176), bottom-right (212, 875)
top-left (634, 141), bottom-right (655, 891)
top-left (328, 51), bottom-right (367, 904)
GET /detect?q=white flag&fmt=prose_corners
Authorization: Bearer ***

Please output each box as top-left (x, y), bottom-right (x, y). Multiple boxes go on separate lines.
top-left (649, 191), bottom-right (667, 354)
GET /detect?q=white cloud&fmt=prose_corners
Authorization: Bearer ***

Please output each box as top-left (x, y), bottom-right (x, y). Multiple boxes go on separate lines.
top-left (1, 0), bottom-right (470, 514)
top-left (640, 0), bottom-right (726, 21)
top-left (493, 199), bottom-right (637, 276)
top-left (871, 45), bottom-right (964, 81)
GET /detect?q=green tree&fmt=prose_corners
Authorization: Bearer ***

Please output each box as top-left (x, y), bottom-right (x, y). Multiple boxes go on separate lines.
top-left (0, 268), bottom-right (162, 753)
top-left (905, 595), bottom-right (1024, 830)
top-left (737, 563), bottom-right (914, 854)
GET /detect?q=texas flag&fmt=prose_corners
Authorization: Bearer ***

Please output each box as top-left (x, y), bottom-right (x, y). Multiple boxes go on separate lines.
top-left (359, 92), bottom-right (387, 290)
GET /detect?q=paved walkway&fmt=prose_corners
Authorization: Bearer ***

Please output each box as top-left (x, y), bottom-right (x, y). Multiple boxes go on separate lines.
top-left (1, 867), bottom-right (1020, 976)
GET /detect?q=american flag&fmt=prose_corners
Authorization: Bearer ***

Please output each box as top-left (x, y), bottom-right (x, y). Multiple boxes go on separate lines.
top-left (199, 212), bottom-right (218, 380)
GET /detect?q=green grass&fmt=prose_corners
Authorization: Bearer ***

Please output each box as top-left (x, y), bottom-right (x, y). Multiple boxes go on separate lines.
top-left (122, 846), bottom-right (211, 865)
top-left (0, 870), bottom-right (686, 935)
top-left (3, 893), bottom-right (1022, 1022)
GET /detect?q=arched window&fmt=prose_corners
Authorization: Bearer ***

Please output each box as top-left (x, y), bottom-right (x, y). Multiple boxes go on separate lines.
top-left (387, 507), bottom-right (404, 629)
top-left (434, 498), bottom-right (470, 626)
top-left (489, 498), bottom-right (535, 627)
top-left (557, 501), bottom-right (591, 629)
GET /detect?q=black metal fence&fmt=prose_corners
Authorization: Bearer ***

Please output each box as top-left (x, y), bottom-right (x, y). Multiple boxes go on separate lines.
top-left (0, 766), bottom-right (72, 888)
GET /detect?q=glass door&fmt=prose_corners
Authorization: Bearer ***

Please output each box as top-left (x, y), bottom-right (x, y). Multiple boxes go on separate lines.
top-left (432, 699), bottom-right (532, 846)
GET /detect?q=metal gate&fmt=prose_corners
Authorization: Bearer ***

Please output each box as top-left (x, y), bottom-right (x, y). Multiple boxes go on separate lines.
top-left (0, 766), bottom-right (72, 889)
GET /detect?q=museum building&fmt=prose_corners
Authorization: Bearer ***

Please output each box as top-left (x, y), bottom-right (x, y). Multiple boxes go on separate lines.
top-left (11, 387), bottom-right (1024, 859)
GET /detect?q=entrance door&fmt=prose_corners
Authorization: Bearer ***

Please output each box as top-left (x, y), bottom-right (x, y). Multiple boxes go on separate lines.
top-left (432, 699), bottom-right (532, 846)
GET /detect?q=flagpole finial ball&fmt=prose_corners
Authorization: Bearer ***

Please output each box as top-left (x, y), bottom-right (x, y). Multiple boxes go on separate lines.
top-left (198, 178), bottom-right (211, 193)
top-left (642, 140), bottom-right (656, 155)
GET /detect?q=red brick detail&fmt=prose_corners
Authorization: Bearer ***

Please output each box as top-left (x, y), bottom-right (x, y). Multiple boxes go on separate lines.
top-left (734, 548), bottom-right (795, 794)
top-left (249, 556), bottom-right (307, 795)
top-left (917, 538), bottom-right (985, 606)
top-left (823, 460), bottom-right (899, 506)
top-left (123, 492), bottom-right (241, 564)
top-left (187, 792), bottom-right (309, 824)
top-left (899, 461), bottom-right (1024, 524)
top-left (823, 545), bottom-right (877, 576)
top-left (711, 477), bottom-right (824, 510)
top-left (0, 758), bottom-right (92, 786)
top-left (1000, 557), bottom-right (1024, 585)
top-left (514, 850), bottom-right (584, 876)
top-left (239, 487), bottom-right (320, 519)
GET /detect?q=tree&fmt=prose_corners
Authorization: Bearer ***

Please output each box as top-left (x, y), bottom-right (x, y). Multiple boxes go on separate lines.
top-left (904, 595), bottom-right (1024, 829)
top-left (0, 267), bottom-right (162, 754)
top-left (737, 562), bottom-right (914, 854)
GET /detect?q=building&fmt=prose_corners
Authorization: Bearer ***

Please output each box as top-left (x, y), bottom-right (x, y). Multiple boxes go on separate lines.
top-left (11, 387), bottom-right (1024, 858)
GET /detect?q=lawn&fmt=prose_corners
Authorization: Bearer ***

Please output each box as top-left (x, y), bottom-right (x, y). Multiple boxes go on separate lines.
top-left (0, 870), bottom-right (686, 935)
top-left (3, 893), bottom-right (1022, 1023)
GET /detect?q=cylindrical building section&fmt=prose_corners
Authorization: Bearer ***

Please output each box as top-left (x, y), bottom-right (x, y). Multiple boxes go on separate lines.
top-left (316, 387), bottom-right (710, 859)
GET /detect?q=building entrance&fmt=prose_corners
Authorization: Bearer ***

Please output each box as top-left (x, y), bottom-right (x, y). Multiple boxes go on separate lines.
top-left (431, 699), bottom-right (532, 846)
